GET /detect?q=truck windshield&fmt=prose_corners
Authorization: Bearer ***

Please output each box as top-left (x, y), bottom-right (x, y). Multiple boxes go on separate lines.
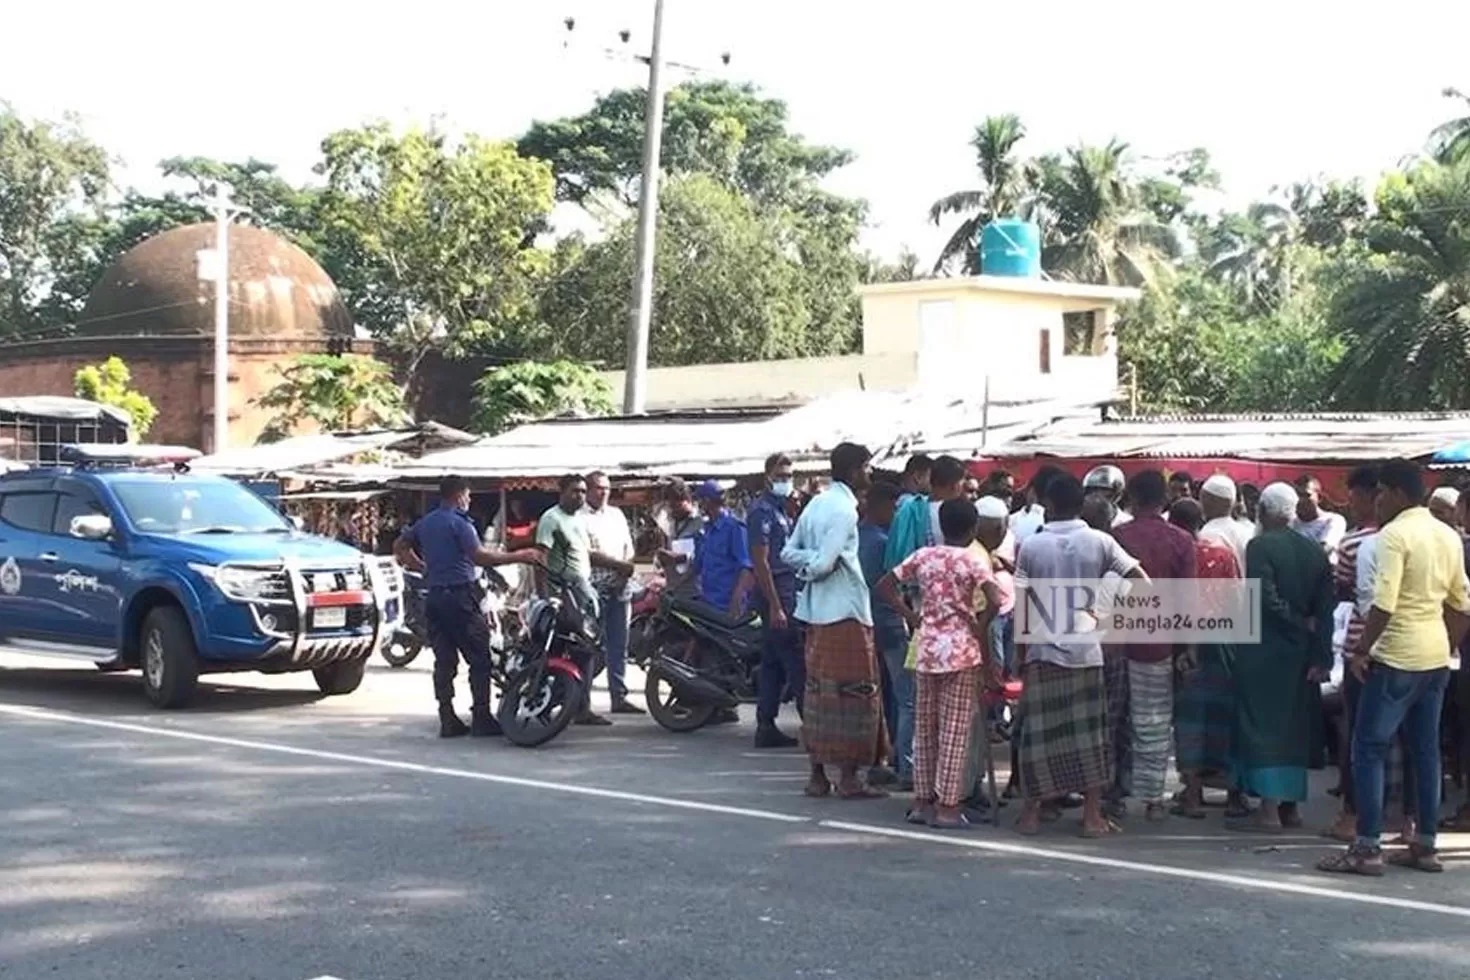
top-left (110, 479), bottom-right (290, 535)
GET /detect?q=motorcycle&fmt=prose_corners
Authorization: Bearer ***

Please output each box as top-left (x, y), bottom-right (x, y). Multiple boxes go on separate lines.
top-left (625, 572), bottom-right (665, 668)
top-left (382, 567), bottom-right (515, 669)
top-left (495, 578), bottom-right (602, 747)
top-left (643, 593), bottom-right (765, 733)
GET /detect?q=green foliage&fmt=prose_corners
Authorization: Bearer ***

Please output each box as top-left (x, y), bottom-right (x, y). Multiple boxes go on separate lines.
top-left (539, 175), bottom-right (861, 368)
top-left (0, 104), bottom-right (110, 338)
top-left (470, 359), bottom-right (614, 435)
top-left (519, 80), bottom-right (851, 208)
top-left (254, 354), bottom-right (407, 443)
top-left (312, 123), bottom-right (556, 374)
top-left (73, 355), bottom-right (158, 438)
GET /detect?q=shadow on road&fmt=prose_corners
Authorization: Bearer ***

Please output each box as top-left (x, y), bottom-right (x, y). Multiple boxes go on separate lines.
top-left (0, 666), bottom-right (325, 715)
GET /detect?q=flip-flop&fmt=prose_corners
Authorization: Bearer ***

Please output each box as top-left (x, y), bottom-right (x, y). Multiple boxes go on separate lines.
top-left (1079, 819), bottom-right (1123, 839)
top-left (906, 805), bottom-right (935, 825)
top-left (929, 813), bottom-right (972, 831)
top-left (838, 784), bottom-right (889, 800)
top-left (1317, 849), bottom-right (1385, 877)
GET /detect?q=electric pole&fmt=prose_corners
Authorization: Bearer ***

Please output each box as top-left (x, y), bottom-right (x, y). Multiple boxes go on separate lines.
top-left (621, 0), bottom-right (667, 415)
top-left (202, 188), bottom-right (243, 453)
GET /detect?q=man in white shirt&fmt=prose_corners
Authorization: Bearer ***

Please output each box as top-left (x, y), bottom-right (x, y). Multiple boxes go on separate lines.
top-left (1199, 474), bottom-right (1253, 569)
top-left (1290, 474), bottom-right (1347, 565)
top-left (582, 470), bottom-right (641, 715)
top-left (1009, 465), bottom-right (1065, 546)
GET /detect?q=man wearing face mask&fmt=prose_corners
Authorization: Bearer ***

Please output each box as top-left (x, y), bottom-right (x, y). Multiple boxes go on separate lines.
top-left (748, 453), bottom-right (803, 748)
top-left (394, 476), bottom-right (545, 738)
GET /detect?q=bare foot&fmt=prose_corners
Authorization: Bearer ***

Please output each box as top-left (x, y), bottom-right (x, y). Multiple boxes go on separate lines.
top-left (804, 777), bottom-right (832, 798)
top-left (1016, 805), bottom-right (1043, 836)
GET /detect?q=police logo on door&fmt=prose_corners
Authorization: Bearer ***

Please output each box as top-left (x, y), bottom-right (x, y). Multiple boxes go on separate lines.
top-left (0, 557), bottom-right (20, 596)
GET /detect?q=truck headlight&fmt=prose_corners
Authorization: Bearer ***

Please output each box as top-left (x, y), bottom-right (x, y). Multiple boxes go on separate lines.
top-left (190, 563), bottom-right (289, 603)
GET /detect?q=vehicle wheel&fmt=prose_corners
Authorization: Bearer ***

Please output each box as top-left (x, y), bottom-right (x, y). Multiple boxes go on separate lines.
top-left (381, 635), bottom-right (422, 668)
top-left (497, 664), bottom-right (585, 747)
top-left (314, 659), bottom-right (367, 696)
top-left (140, 606), bottom-right (200, 709)
top-left (645, 661), bottom-right (717, 733)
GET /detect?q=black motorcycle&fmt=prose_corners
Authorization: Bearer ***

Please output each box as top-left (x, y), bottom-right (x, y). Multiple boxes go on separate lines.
top-left (643, 593), bottom-right (764, 732)
top-left (382, 569), bottom-right (515, 668)
top-left (496, 578), bottom-right (602, 747)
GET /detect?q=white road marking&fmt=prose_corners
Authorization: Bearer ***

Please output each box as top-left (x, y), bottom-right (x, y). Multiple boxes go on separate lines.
top-left (819, 820), bottom-right (1470, 920)
top-left (4, 702), bottom-right (1469, 919)
top-left (0, 704), bottom-right (805, 824)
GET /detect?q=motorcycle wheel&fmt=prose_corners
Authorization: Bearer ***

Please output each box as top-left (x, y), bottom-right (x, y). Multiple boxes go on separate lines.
top-left (645, 660), bottom-right (718, 733)
top-left (497, 663), bottom-right (587, 747)
top-left (381, 635), bottom-right (422, 668)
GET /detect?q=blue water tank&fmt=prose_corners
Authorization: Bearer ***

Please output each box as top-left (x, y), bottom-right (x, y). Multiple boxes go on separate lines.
top-left (980, 219), bottom-right (1042, 278)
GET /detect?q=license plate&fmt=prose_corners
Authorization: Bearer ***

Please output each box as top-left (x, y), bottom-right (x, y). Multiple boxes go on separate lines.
top-left (313, 607), bottom-right (347, 630)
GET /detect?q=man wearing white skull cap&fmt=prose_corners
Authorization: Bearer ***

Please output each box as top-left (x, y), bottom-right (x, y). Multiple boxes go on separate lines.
top-left (1199, 473), bottom-right (1254, 568)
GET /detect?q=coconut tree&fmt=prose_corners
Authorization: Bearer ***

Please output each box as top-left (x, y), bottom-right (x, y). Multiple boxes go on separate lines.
top-left (927, 114), bottom-right (1032, 274)
top-left (1429, 87), bottom-right (1470, 164)
top-left (1204, 201), bottom-right (1298, 309)
top-left (1031, 140), bottom-right (1182, 287)
top-left (1328, 157), bottom-right (1470, 409)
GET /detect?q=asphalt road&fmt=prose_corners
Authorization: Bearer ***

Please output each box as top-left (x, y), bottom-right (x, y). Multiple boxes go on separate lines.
top-left (2, 652), bottom-right (1470, 980)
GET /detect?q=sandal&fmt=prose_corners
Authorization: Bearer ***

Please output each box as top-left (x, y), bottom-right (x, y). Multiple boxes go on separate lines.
top-left (838, 783), bottom-right (889, 800)
top-left (906, 804), bottom-right (935, 826)
top-left (1079, 819), bottom-right (1123, 839)
top-left (1437, 808), bottom-right (1470, 833)
top-left (929, 812), bottom-right (972, 831)
top-left (1387, 844), bottom-right (1444, 873)
top-left (1317, 847), bottom-right (1385, 877)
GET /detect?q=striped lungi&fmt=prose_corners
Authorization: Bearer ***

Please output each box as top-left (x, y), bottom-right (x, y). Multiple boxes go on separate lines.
top-left (1128, 659), bottom-right (1174, 803)
top-left (1018, 660), bottom-right (1111, 799)
top-left (1175, 643), bottom-right (1234, 778)
top-left (803, 619), bottom-right (888, 767)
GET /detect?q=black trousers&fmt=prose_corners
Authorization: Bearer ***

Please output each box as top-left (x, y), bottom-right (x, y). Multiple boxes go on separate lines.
top-left (425, 584), bottom-right (492, 710)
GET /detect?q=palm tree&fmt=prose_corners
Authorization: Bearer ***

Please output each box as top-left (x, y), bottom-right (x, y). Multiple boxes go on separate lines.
top-left (1429, 87), bottom-right (1470, 164)
top-left (1203, 201), bottom-right (1297, 308)
top-left (927, 114), bottom-right (1031, 274)
top-left (1328, 158), bottom-right (1470, 408)
top-left (1032, 140), bottom-right (1181, 287)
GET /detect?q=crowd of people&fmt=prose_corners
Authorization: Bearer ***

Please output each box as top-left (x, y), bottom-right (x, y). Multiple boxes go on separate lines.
top-left (395, 446), bottom-right (1470, 879)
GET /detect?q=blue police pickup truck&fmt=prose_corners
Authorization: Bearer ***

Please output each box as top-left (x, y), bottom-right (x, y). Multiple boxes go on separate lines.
top-left (0, 446), bottom-right (405, 708)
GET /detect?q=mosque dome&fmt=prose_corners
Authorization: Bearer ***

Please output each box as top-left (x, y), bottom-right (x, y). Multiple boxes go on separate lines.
top-left (77, 223), bottom-right (353, 339)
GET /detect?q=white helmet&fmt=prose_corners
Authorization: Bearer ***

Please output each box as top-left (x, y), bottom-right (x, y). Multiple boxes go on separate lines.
top-left (1083, 465), bottom-right (1125, 495)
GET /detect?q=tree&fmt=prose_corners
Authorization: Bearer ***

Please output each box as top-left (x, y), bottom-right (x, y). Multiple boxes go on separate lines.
top-left (518, 80), bottom-right (851, 208)
top-left (1429, 87), bottom-right (1470, 164)
top-left (470, 359), bottom-right (614, 435)
top-left (0, 105), bottom-right (110, 338)
top-left (1325, 158), bottom-right (1470, 409)
top-left (928, 114), bottom-right (1032, 274)
top-left (1032, 141), bottom-right (1182, 287)
top-left (254, 353), bottom-right (407, 443)
top-left (312, 123), bottom-right (556, 377)
top-left (73, 355), bottom-right (158, 438)
top-left (539, 174), bottom-right (861, 368)
top-left (1202, 201), bottom-right (1298, 310)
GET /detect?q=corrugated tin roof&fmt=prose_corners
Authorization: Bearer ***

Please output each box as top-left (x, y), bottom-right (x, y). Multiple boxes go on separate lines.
top-left (388, 390), bottom-right (1106, 483)
top-left (989, 412), bottom-right (1470, 462)
top-left (0, 396), bottom-right (132, 426)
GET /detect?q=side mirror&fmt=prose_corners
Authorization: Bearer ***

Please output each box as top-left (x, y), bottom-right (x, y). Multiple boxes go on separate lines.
top-left (71, 514), bottom-right (113, 541)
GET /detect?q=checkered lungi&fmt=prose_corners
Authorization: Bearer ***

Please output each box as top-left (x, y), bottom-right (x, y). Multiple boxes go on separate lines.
top-left (1128, 659), bottom-right (1174, 803)
top-left (1018, 660), bottom-right (1111, 800)
top-left (914, 667), bottom-right (981, 808)
top-left (1175, 643), bottom-right (1235, 778)
top-left (803, 619), bottom-right (888, 767)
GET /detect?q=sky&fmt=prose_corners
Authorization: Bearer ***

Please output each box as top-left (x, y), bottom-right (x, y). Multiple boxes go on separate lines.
top-left (4, 0), bottom-right (1469, 264)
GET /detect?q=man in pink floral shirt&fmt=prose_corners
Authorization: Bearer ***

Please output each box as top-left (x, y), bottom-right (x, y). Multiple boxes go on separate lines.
top-left (877, 498), bottom-right (1000, 829)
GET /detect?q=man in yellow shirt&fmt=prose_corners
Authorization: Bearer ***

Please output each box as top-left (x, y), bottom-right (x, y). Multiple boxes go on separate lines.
top-left (1320, 460), bottom-right (1470, 876)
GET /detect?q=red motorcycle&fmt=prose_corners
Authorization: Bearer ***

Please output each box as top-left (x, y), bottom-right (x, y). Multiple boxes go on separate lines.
top-left (627, 573), bottom-right (665, 667)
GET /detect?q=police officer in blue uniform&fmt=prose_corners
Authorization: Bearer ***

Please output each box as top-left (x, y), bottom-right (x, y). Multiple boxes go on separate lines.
top-left (395, 476), bottom-right (543, 738)
top-left (747, 453), bottom-right (803, 748)
top-left (689, 481), bottom-right (754, 614)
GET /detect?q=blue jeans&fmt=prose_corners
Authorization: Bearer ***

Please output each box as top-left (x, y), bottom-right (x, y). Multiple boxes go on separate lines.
top-left (1352, 663), bottom-right (1449, 849)
top-left (879, 635), bottom-right (914, 777)
top-left (757, 620), bottom-right (804, 727)
top-left (599, 594), bottom-right (630, 700)
top-left (990, 612), bottom-right (1015, 674)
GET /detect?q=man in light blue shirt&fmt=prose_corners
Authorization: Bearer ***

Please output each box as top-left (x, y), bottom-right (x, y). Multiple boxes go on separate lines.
top-left (781, 442), bottom-right (887, 800)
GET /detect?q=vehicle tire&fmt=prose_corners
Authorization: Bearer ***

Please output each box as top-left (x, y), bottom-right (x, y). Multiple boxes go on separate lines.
top-left (645, 661), bottom-right (717, 733)
top-left (497, 664), bottom-right (585, 747)
top-left (314, 658), bottom-right (367, 696)
top-left (139, 606), bottom-right (200, 709)
top-left (381, 635), bottom-right (422, 668)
